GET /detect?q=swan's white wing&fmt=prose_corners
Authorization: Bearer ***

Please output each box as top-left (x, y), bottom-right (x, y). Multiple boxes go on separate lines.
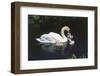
top-left (49, 32), bottom-right (64, 42)
top-left (38, 34), bottom-right (56, 43)
top-left (36, 32), bottom-right (66, 43)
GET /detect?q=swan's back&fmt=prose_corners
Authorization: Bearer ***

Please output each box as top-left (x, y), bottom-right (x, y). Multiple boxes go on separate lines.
top-left (49, 32), bottom-right (64, 42)
top-left (36, 33), bottom-right (56, 43)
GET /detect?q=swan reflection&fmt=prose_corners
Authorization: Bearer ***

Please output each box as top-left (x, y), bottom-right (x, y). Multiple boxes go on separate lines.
top-left (38, 42), bottom-right (73, 58)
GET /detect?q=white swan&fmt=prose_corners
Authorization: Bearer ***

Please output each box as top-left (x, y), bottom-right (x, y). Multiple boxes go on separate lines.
top-left (36, 26), bottom-right (75, 45)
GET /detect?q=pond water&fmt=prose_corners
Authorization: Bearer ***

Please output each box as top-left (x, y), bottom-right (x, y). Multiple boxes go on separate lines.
top-left (28, 41), bottom-right (87, 60)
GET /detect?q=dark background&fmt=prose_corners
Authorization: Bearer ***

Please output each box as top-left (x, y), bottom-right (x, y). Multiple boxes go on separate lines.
top-left (28, 15), bottom-right (88, 60)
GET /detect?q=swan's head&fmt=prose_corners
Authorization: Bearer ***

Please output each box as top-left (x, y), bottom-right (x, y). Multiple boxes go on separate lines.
top-left (61, 26), bottom-right (70, 35)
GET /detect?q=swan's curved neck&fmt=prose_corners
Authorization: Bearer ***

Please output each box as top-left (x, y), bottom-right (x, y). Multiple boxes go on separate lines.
top-left (61, 26), bottom-right (70, 41)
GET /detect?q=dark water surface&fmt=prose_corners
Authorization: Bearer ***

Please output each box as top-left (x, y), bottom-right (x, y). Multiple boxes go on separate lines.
top-left (28, 42), bottom-right (87, 60)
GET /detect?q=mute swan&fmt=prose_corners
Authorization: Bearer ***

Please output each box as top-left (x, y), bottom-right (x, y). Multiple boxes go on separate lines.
top-left (36, 26), bottom-right (75, 45)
